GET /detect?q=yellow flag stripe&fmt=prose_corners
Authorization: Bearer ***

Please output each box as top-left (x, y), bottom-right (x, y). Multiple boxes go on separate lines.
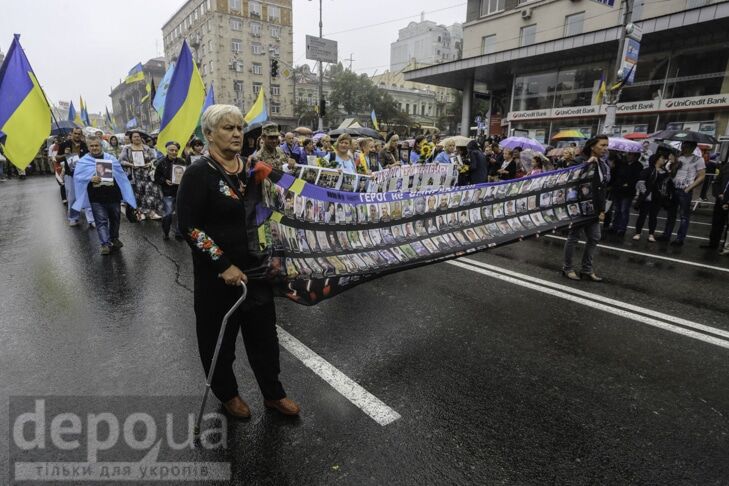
top-left (0, 72), bottom-right (51, 170)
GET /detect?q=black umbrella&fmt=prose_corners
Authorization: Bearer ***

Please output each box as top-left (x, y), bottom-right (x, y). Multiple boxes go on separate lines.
top-left (50, 120), bottom-right (79, 136)
top-left (650, 129), bottom-right (717, 145)
top-left (328, 127), bottom-right (384, 140)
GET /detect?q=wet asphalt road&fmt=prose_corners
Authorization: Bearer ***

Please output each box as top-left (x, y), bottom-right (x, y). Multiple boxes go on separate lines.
top-left (2, 176), bottom-right (729, 485)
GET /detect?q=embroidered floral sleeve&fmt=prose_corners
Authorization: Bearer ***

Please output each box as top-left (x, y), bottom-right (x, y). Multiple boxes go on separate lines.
top-left (189, 228), bottom-right (224, 261)
top-left (176, 164), bottom-right (233, 274)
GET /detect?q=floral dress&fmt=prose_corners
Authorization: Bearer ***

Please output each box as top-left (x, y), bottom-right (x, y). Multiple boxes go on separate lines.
top-left (120, 145), bottom-right (163, 214)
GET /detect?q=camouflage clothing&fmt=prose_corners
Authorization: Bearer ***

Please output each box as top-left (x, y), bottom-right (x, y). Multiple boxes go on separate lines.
top-left (255, 146), bottom-right (290, 171)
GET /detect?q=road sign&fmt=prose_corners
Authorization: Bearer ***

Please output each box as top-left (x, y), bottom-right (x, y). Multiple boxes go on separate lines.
top-left (306, 35), bottom-right (338, 64)
top-left (618, 37), bottom-right (640, 84)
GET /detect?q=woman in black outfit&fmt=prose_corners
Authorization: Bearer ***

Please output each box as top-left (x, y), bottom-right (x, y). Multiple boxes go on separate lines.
top-left (176, 104), bottom-right (300, 419)
top-left (632, 153), bottom-right (667, 242)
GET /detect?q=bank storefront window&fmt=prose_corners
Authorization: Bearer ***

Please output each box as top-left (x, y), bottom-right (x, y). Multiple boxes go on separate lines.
top-left (513, 71), bottom-right (558, 111)
top-left (620, 53), bottom-right (669, 103)
top-left (664, 47), bottom-right (729, 98)
top-left (554, 63), bottom-right (605, 108)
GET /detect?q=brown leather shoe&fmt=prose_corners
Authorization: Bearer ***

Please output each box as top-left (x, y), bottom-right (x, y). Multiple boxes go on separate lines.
top-left (263, 397), bottom-right (300, 416)
top-left (223, 396), bottom-right (251, 419)
top-left (580, 272), bottom-right (604, 282)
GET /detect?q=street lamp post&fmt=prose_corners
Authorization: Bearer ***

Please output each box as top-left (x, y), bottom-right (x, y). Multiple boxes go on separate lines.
top-left (603, 0), bottom-right (634, 135)
top-left (310, 0), bottom-right (324, 131)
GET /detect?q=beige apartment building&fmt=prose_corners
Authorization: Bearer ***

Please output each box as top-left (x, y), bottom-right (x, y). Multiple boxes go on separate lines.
top-left (162, 0), bottom-right (296, 128)
top-left (406, 0), bottom-right (729, 140)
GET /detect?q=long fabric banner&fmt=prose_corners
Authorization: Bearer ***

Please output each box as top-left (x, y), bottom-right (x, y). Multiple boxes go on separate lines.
top-left (252, 163), bottom-right (597, 306)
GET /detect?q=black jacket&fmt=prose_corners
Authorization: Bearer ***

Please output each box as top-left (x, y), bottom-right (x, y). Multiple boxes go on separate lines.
top-left (468, 149), bottom-right (489, 184)
top-left (576, 155), bottom-right (610, 214)
top-left (610, 160), bottom-right (642, 198)
top-left (56, 140), bottom-right (88, 176)
top-left (154, 155), bottom-right (188, 197)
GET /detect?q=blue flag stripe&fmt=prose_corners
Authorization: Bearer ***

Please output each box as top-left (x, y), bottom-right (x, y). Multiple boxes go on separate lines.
top-left (0, 35), bottom-right (35, 129)
top-left (160, 41), bottom-right (194, 130)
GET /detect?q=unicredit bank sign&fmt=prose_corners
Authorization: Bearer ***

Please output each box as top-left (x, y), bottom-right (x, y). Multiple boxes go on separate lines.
top-left (507, 94), bottom-right (729, 121)
top-left (662, 94), bottom-right (729, 110)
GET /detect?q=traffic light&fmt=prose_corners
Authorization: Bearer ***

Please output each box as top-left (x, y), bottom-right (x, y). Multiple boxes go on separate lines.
top-left (319, 97), bottom-right (326, 117)
top-left (270, 58), bottom-right (279, 78)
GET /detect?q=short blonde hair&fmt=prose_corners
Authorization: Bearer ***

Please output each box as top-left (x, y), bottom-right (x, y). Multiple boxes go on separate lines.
top-left (443, 139), bottom-right (456, 151)
top-left (201, 104), bottom-right (245, 137)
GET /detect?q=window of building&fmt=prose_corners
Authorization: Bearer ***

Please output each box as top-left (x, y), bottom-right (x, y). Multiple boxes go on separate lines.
top-left (249, 1), bottom-right (261, 17)
top-left (421, 105), bottom-right (425, 116)
top-left (480, 0), bottom-right (505, 17)
top-left (270, 25), bottom-right (281, 38)
top-left (231, 39), bottom-right (241, 53)
top-left (229, 0), bottom-right (241, 12)
top-left (405, 103), bottom-right (409, 113)
top-left (553, 63), bottom-right (605, 107)
top-left (209, 60), bottom-right (214, 73)
top-left (520, 24), bottom-right (536, 47)
top-left (252, 62), bottom-right (263, 75)
top-left (253, 83), bottom-right (262, 95)
top-left (233, 80), bottom-right (244, 92)
top-left (271, 84), bottom-right (280, 96)
top-left (512, 70), bottom-right (558, 111)
top-left (481, 34), bottom-right (496, 55)
top-left (664, 47), bottom-right (729, 99)
top-left (230, 18), bottom-right (242, 31)
top-left (250, 21), bottom-right (261, 35)
top-left (686, 0), bottom-right (708, 8)
top-left (271, 102), bottom-right (281, 114)
top-left (564, 12), bottom-right (584, 36)
top-left (268, 5), bottom-right (281, 22)
top-left (201, 64), bottom-right (207, 75)
top-left (252, 43), bottom-right (263, 55)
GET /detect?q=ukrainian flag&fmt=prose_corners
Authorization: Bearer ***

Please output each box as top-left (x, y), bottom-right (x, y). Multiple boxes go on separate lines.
top-left (156, 41), bottom-right (205, 154)
top-left (371, 109), bottom-right (379, 131)
top-left (80, 96), bottom-right (91, 126)
top-left (244, 88), bottom-right (268, 125)
top-left (595, 73), bottom-right (607, 105)
top-left (125, 62), bottom-right (145, 84)
top-left (0, 35), bottom-right (51, 170)
top-left (68, 100), bottom-right (81, 125)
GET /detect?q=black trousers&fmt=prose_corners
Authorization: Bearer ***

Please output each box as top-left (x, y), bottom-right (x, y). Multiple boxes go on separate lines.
top-left (708, 197), bottom-right (728, 248)
top-left (635, 198), bottom-right (662, 235)
top-left (194, 277), bottom-right (286, 403)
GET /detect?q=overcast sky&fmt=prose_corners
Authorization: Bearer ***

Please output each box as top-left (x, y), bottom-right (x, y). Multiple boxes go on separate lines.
top-left (0, 0), bottom-right (465, 115)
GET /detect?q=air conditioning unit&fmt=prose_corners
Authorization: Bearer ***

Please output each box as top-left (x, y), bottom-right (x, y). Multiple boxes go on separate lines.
top-left (521, 7), bottom-right (533, 19)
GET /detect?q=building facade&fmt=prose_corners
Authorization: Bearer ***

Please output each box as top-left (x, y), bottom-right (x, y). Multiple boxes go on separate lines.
top-left (371, 66), bottom-right (449, 127)
top-left (405, 0), bottom-right (729, 141)
top-left (391, 20), bottom-right (463, 72)
top-left (109, 58), bottom-right (167, 132)
top-left (162, 0), bottom-right (295, 128)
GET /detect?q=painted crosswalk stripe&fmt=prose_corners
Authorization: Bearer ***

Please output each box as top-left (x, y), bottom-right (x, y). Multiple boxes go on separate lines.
top-left (277, 327), bottom-right (401, 426)
top-left (448, 259), bottom-right (729, 351)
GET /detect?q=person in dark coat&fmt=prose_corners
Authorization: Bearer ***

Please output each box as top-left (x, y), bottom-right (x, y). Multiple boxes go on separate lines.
top-left (702, 159), bottom-right (729, 250)
top-left (633, 153), bottom-right (668, 242)
top-left (177, 104), bottom-right (300, 420)
top-left (609, 152), bottom-right (643, 235)
top-left (154, 141), bottom-right (189, 240)
top-left (466, 140), bottom-right (488, 184)
top-left (563, 135), bottom-right (610, 282)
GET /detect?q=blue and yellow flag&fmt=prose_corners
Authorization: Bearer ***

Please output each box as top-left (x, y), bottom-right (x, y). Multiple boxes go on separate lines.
top-left (595, 72), bottom-right (607, 105)
top-left (371, 109), bottom-right (379, 131)
top-left (80, 96), bottom-right (91, 126)
top-left (125, 62), bottom-right (145, 84)
top-left (105, 106), bottom-right (115, 131)
top-left (244, 88), bottom-right (268, 125)
top-left (0, 35), bottom-right (51, 170)
top-left (156, 41), bottom-right (205, 154)
top-left (68, 100), bottom-right (80, 124)
top-left (153, 62), bottom-right (175, 118)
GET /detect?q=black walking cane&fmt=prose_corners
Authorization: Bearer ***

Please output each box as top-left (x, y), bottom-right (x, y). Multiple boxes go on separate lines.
top-left (194, 283), bottom-right (248, 440)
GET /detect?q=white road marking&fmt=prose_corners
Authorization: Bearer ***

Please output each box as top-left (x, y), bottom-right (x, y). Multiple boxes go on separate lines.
top-left (627, 225), bottom-right (709, 241)
top-left (447, 260), bottom-right (729, 351)
top-left (544, 235), bottom-right (729, 274)
top-left (457, 257), bottom-right (729, 341)
top-left (629, 213), bottom-right (712, 226)
top-left (277, 326), bottom-right (401, 426)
